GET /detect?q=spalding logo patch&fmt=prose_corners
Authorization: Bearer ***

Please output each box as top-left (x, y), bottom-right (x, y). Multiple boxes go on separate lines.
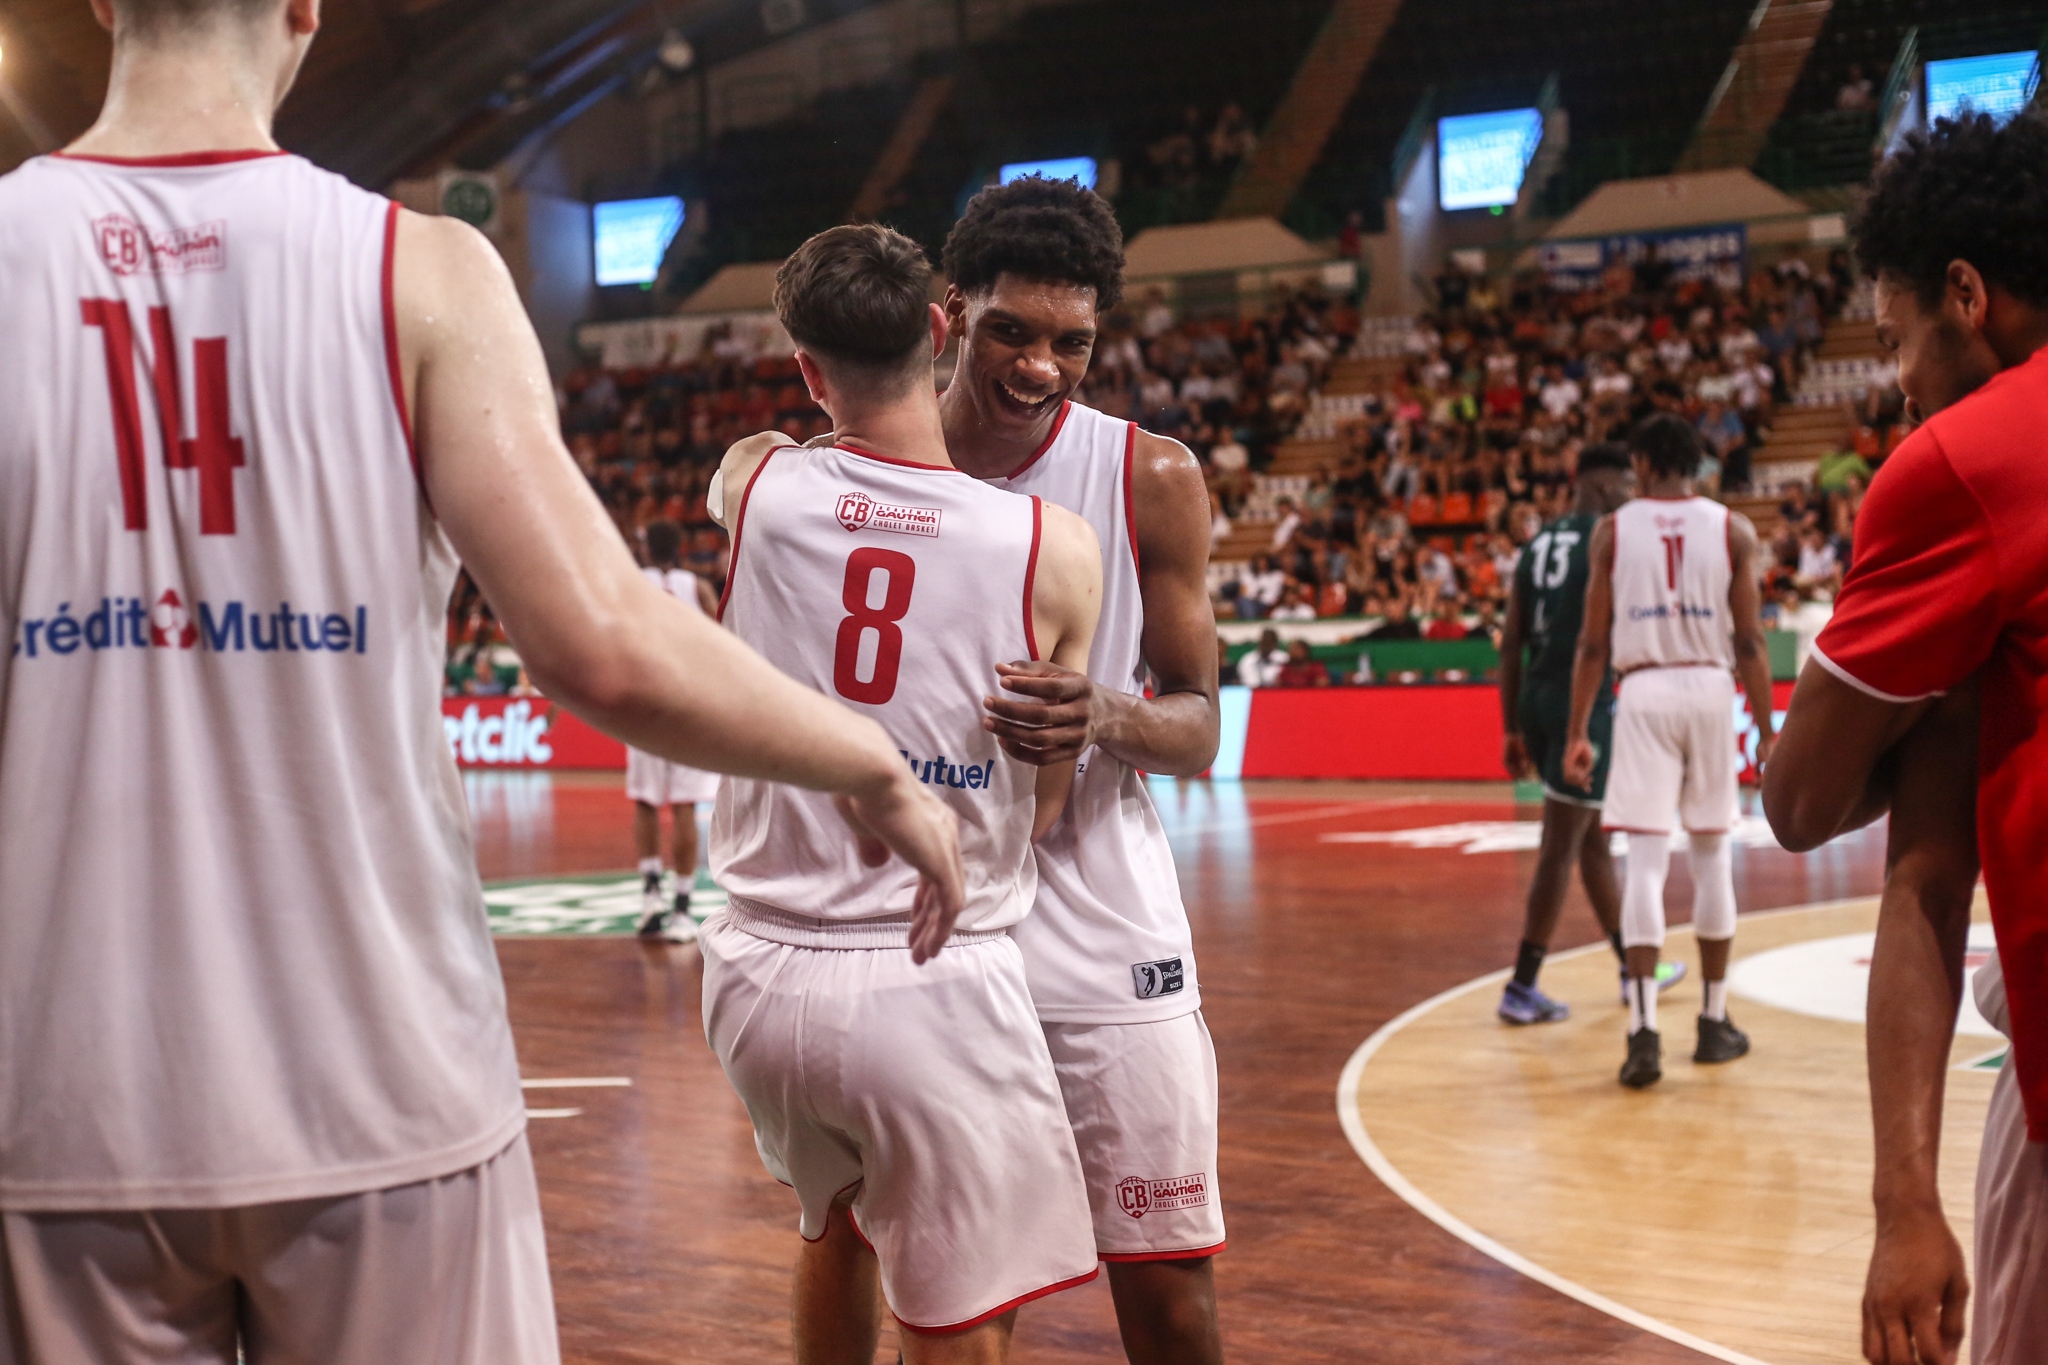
top-left (1131, 957), bottom-right (1184, 1000)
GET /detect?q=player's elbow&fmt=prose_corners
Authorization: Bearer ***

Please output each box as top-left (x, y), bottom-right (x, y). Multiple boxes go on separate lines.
top-left (1733, 630), bottom-right (1769, 663)
top-left (1759, 766), bottom-right (1835, 853)
top-left (516, 619), bottom-right (649, 722)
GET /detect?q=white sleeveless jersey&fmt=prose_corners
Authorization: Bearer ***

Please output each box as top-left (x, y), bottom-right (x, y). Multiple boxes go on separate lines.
top-left (0, 152), bottom-right (522, 1210)
top-left (989, 402), bottom-right (1199, 1024)
top-left (711, 443), bottom-right (1044, 942)
top-left (646, 565), bottom-right (704, 611)
top-left (1609, 496), bottom-right (1736, 673)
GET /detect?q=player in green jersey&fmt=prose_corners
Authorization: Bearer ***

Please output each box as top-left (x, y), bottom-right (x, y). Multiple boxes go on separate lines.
top-left (1497, 443), bottom-right (1682, 1022)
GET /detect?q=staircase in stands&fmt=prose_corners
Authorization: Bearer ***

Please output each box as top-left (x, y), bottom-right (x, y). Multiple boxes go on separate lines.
top-left (1676, 0), bottom-right (1834, 172)
top-left (1214, 0), bottom-right (1405, 222)
top-left (1728, 311), bottom-right (1884, 538)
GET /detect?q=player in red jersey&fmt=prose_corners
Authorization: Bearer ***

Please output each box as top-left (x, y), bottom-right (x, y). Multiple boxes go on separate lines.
top-left (0, 2), bottom-right (961, 1359)
top-left (1763, 109), bottom-right (2048, 1365)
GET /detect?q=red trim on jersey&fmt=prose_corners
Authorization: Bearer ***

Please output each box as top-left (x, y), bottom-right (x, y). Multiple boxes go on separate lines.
top-left (51, 148), bottom-right (289, 167)
top-left (837, 441), bottom-right (958, 473)
top-left (716, 447), bottom-right (787, 623)
top-left (797, 1179), bottom-right (866, 1244)
top-left (1023, 496), bottom-right (1044, 662)
top-left (379, 201), bottom-right (428, 510)
top-left (1001, 399), bottom-right (1072, 479)
top-left (1602, 825), bottom-right (1672, 835)
top-left (1121, 421), bottom-right (1143, 578)
top-left (893, 1267), bottom-right (1100, 1336)
top-left (1098, 1240), bottom-right (1226, 1264)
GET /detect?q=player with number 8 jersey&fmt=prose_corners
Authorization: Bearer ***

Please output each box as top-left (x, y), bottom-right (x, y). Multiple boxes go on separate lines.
top-left (699, 225), bottom-right (1106, 1351)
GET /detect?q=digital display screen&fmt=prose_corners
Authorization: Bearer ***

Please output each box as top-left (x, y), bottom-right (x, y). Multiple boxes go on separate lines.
top-left (1437, 108), bottom-right (1544, 212)
top-left (1925, 51), bottom-right (2040, 124)
top-left (593, 196), bottom-right (685, 287)
top-left (998, 157), bottom-right (1099, 189)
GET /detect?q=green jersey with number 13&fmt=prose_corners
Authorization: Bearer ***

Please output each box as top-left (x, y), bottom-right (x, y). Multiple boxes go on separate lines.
top-left (1516, 510), bottom-right (1602, 683)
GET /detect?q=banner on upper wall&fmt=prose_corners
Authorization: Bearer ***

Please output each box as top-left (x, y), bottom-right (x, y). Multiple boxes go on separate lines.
top-left (443, 697), bottom-right (625, 769)
top-left (1538, 222), bottom-right (1746, 293)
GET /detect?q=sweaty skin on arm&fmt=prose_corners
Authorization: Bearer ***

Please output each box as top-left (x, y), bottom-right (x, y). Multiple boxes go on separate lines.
top-left (396, 214), bottom-right (964, 933)
top-left (979, 430), bottom-right (1221, 776)
top-left (1862, 683), bottom-right (1979, 1365)
top-left (1764, 664), bottom-right (1934, 851)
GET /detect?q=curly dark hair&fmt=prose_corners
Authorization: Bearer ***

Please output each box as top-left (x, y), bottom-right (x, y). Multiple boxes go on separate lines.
top-left (941, 176), bottom-right (1125, 312)
top-left (1628, 413), bottom-right (1703, 480)
top-left (1853, 109), bottom-right (2048, 307)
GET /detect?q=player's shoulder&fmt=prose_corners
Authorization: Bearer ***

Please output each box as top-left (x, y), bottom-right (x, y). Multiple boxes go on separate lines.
top-left (1033, 500), bottom-right (1104, 603)
top-left (1127, 426), bottom-right (1206, 496)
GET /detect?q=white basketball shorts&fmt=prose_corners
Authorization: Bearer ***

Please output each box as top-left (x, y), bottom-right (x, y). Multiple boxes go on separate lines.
top-left (624, 747), bottom-right (720, 806)
top-left (699, 917), bottom-right (1098, 1334)
top-left (1601, 666), bottom-right (1740, 836)
top-left (0, 1134), bottom-right (557, 1365)
top-left (1043, 1013), bottom-right (1226, 1260)
top-left (1970, 956), bottom-right (2048, 1364)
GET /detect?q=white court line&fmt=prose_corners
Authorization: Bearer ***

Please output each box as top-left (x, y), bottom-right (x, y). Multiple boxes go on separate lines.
top-left (525, 1107), bottom-right (584, 1120)
top-left (1335, 898), bottom-right (1877, 1365)
top-left (1166, 798), bottom-right (1435, 840)
top-left (521, 1077), bottom-right (633, 1089)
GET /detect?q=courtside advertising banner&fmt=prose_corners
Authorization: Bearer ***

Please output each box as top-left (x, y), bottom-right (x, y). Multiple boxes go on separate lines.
top-left (443, 696), bottom-right (625, 769)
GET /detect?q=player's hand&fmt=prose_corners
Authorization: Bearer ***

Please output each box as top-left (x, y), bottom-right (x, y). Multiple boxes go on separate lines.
top-left (1502, 731), bottom-right (1531, 779)
top-left (982, 661), bottom-right (1095, 766)
top-left (833, 771), bottom-right (965, 965)
top-left (1754, 730), bottom-right (1777, 772)
top-left (1562, 736), bottom-right (1596, 789)
top-left (1862, 1202), bottom-right (1967, 1365)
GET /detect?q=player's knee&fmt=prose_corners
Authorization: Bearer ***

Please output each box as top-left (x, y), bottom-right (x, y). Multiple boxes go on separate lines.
top-left (1688, 832), bottom-right (1737, 938)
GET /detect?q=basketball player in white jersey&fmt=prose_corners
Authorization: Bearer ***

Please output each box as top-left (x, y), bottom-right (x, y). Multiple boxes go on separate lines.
top-left (1564, 414), bottom-right (1777, 1089)
top-left (627, 519), bottom-right (722, 941)
top-left (942, 178), bottom-right (1226, 1363)
top-left (0, 4), bottom-right (964, 1361)
top-left (701, 225), bottom-right (1104, 1360)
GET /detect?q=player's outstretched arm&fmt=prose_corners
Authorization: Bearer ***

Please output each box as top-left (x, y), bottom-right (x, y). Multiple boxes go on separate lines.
top-left (397, 213), bottom-right (962, 919)
top-left (1726, 513), bottom-right (1777, 766)
top-left (1863, 682), bottom-right (1978, 1365)
top-left (1026, 504), bottom-right (1103, 841)
top-left (1560, 516), bottom-right (1615, 788)
top-left (981, 431), bottom-right (1219, 775)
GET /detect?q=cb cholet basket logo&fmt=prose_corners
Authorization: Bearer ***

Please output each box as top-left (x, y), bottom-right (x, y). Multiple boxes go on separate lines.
top-left (836, 492), bottom-right (874, 532)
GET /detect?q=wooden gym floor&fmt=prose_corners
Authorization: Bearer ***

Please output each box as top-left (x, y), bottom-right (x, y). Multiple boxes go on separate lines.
top-left (477, 772), bottom-right (1911, 1364)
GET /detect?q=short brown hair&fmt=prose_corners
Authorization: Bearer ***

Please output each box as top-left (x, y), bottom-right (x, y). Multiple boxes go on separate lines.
top-left (772, 224), bottom-right (933, 397)
top-left (110, 0), bottom-right (275, 38)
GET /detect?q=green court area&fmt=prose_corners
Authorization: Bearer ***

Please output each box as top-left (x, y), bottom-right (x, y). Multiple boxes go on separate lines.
top-left (484, 870), bottom-right (726, 937)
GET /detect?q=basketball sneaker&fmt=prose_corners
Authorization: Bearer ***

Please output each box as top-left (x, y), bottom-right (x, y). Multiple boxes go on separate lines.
top-left (1617, 958), bottom-right (1688, 1004)
top-left (1693, 1013), bottom-right (1751, 1064)
top-left (637, 871), bottom-right (669, 938)
top-left (662, 890), bottom-right (699, 944)
top-left (1620, 1027), bottom-right (1662, 1088)
top-left (1497, 981), bottom-right (1570, 1025)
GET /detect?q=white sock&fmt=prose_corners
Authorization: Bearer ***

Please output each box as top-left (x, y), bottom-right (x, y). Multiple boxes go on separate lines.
top-left (638, 855), bottom-right (663, 877)
top-left (1704, 980), bottom-right (1728, 1022)
top-left (1629, 976), bottom-right (1659, 1033)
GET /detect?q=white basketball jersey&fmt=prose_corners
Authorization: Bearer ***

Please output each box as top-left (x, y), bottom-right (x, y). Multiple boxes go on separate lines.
top-left (1609, 496), bottom-right (1736, 673)
top-left (711, 443), bottom-right (1044, 942)
top-left (989, 402), bottom-right (1200, 1024)
top-left (645, 565), bottom-right (704, 611)
top-left (0, 152), bottom-right (522, 1210)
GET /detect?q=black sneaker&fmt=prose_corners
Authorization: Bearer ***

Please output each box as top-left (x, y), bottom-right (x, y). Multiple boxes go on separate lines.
top-left (663, 892), bottom-right (699, 944)
top-left (636, 907), bottom-right (670, 938)
top-left (1620, 1027), bottom-right (1662, 1088)
top-left (1694, 1014), bottom-right (1751, 1064)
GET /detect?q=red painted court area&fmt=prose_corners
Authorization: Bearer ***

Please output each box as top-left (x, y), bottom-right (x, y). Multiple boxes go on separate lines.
top-left (479, 772), bottom-right (1886, 1363)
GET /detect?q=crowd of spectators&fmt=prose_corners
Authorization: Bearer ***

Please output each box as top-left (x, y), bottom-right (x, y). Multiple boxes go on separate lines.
top-left (1201, 247), bottom-right (1861, 665)
top-left (448, 242), bottom-right (1888, 696)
